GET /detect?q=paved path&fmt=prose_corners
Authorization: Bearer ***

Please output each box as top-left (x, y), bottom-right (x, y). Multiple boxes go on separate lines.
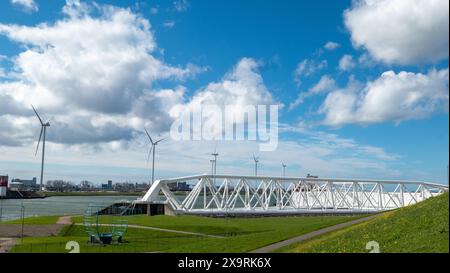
top-left (0, 238), bottom-right (17, 253)
top-left (74, 223), bottom-right (224, 238)
top-left (249, 214), bottom-right (379, 253)
top-left (56, 216), bottom-right (73, 225)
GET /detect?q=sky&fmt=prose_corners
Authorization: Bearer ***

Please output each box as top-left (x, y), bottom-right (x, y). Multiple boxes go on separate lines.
top-left (0, 0), bottom-right (448, 185)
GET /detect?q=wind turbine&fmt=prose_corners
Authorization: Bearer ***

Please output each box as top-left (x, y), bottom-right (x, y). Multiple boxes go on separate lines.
top-left (144, 128), bottom-right (165, 186)
top-left (211, 148), bottom-right (219, 177)
top-left (282, 162), bottom-right (287, 177)
top-left (253, 154), bottom-right (259, 176)
top-left (209, 148), bottom-right (219, 186)
top-left (32, 105), bottom-right (50, 191)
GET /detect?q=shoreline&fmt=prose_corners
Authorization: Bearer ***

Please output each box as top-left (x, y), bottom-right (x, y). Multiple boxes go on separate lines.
top-left (0, 191), bottom-right (145, 199)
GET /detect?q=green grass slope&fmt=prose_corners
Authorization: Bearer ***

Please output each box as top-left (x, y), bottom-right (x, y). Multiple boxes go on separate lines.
top-left (280, 192), bottom-right (449, 253)
top-left (10, 215), bottom-right (361, 253)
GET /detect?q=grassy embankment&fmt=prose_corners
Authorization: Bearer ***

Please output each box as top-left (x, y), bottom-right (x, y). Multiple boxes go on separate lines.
top-left (277, 192), bottom-right (449, 253)
top-left (9, 214), bottom-right (362, 253)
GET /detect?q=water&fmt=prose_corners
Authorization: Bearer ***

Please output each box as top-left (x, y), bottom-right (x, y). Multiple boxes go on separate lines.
top-left (0, 195), bottom-right (138, 222)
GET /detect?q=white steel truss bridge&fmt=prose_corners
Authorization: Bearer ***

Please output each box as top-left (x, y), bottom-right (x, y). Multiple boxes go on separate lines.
top-left (137, 174), bottom-right (448, 215)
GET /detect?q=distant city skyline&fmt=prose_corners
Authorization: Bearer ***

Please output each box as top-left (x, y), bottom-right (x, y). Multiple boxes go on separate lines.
top-left (0, 0), bottom-right (448, 184)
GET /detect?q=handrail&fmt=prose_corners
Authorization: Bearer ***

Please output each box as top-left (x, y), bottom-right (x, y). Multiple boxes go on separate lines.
top-left (155, 174), bottom-right (449, 189)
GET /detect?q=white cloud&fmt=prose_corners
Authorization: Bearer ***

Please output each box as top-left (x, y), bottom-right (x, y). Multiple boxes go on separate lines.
top-left (172, 58), bottom-right (278, 126)
top-left (0, 1), bottom-right (204, 146)
top-left (321, 68), bottom-right (449, 126)
top-left (183, 58), bottom-right (275, 108)
top-left (324, 41), bottom-right (340, 50)
top-left (0, 121), bottom-right (402, 182)
top-left (0, 3), bottom-right (274, 149)
top-left (163, 20), bottom-right (176, 28)
top-left (289, 75), bottom-right (336, 110)
top-left (338, 54), bottom-right (355, 71)
top-left (11, 0), bottom-right (38, 12)
top-left (166, 58), bottom-right (280, 143)
top-left (344, 0), bottom-right (449, 65)
top-left (293, 59), bottom-right (327, 86)
top-left (357, 53), bottom-right (376, 68)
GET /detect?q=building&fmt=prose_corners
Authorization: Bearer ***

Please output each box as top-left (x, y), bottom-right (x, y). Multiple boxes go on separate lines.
top-left (101, 180), bottom-right (114, 190)
top-left (10, 177), bottom-right (38, 190)
top-left (167, 181), bottom-right (191, 191)
top-left (0, 175), bottom-right (8, 197)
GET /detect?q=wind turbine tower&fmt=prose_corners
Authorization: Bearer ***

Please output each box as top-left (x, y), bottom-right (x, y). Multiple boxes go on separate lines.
top-left (31, 105), bottom-right (50, 191)
top-left (253, 154), bottom-right (259, 176)
top-left (211, 149), bottom-right (219, 177)
top-left (210, 159), bottom-right (215, 175)
top-left (282, 163), bottom-right (287, 177)
top-left (144, 128), bottom-right (165, 186)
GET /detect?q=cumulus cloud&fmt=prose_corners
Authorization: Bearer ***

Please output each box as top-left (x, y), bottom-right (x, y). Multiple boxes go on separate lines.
top-left (187, 58), bottom-right (275, 107)
top-left (324, 41), bottom-right (340, 51)
top-left (320, 68), bottom-right (449, 126)
top-left (171, 57), bottom-right (277, 121)
top-left (0, 1), bottom-right (204, 146)
top-left (289, 75), bottom-right (336, 110)
top-left (167, 58), bottom-right (279, 141)
top-left (338, 54), bottom-right (355, 71)
top-left (0, 2), bottom-right (277, 150)
top-left (0, 3), bottom-right (200, 114)
top-left (344, 0), bottom-right (449, 65)
top-left (11, 0), bottom-right (38, 12)
top-left (293, 59), bottom-right (328, 86)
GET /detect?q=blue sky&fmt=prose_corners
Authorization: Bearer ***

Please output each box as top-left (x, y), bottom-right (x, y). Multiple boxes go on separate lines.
top-left (0, 0), bottom-right (448, 184)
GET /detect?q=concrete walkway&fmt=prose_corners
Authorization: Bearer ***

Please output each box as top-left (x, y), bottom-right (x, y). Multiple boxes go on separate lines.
top-left (0, 238), bottom-right (17, 253)
top-left (56, 216), bottom-right (73, 225)
top-left (249, 214), bottom-right (379, 253)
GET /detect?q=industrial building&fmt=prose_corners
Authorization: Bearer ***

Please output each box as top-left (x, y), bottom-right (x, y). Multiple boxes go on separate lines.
top-left (9, 177), bottom-right (38, 191)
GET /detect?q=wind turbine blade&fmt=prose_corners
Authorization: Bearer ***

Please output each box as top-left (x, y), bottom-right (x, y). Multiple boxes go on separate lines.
top-left (144, 127), bottom-right (154, 144)
top-left (31, 105), bottom-right (44, 125)
top-left (46, 116), bottom-right (53, 124)
top-left (154, 137), bottom-right (166, 144)
top-left (35, 127), bottom-right (43, 156)
top-left (213, 142), bottom-right (218, 155)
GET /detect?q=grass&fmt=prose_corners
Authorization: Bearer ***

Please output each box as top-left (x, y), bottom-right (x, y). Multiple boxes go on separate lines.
top-left (278, 192), bottom-right (449, 253)
top-left (10, 214), bottom-right (362, 253)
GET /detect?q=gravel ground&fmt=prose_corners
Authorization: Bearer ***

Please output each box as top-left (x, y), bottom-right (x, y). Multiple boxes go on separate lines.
top-left (0, 224), bottom-right (63, 238)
